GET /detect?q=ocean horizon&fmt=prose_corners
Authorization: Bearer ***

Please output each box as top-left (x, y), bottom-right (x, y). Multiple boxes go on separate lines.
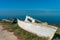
top-left (0, 10), bottom-right (60, 24)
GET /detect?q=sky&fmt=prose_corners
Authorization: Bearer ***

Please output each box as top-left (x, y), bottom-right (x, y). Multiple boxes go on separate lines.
top-left (0, 0), bottom-right (60, 10)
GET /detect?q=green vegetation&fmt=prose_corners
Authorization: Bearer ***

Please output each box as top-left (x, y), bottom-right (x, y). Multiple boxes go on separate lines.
top-left (0, 21), bottom-right (60, 40)
top-left (56, 28), bottom-right (60, 34)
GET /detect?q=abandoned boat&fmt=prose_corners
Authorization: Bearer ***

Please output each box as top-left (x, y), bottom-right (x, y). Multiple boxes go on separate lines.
top-left (17, 16), bottom-right (58, 40)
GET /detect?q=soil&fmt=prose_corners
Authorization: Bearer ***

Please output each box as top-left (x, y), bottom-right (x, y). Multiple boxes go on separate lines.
top-left (0, 24), bottom-right (20, 40)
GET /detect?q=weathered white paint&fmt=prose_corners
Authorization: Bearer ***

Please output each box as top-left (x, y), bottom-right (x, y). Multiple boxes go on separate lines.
top-left (17, 19), bottom-right (58, 40)
top-left (17, 16), bottom-right (58, 40)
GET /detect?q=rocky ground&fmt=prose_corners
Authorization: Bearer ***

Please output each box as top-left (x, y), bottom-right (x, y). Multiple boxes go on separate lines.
top-left (0, 24), bottom-right (19, 40)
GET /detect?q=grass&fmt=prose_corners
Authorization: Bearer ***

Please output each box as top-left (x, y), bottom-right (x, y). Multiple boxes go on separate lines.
top-left (0, 21), bottom-right (60, 40)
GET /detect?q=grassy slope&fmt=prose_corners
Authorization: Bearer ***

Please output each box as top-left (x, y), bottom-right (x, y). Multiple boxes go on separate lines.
top-left (0, 21), bottom-right (60, 40)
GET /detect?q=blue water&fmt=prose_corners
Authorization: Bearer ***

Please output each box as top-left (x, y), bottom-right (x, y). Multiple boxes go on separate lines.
top-left (0, 10), bottom-right (60, 24)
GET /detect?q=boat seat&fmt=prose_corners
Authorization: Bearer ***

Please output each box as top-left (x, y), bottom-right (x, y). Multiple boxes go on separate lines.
top-left (25, 16), bottom-right (35, 23)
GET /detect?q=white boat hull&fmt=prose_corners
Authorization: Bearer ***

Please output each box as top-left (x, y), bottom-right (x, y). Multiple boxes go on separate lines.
top-left (17, 19), bottom-right (58, 40)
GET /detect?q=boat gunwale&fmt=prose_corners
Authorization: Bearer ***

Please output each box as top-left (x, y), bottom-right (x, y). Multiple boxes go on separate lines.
top-left (17, 19), bottom-right (58, 30)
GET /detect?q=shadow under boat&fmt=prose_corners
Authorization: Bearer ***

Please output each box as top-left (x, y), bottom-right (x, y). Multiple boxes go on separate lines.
top-left (52, 34), bottom-right (60, 40)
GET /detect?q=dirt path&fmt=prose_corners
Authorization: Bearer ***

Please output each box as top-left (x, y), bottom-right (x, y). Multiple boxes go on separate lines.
top-left (0, 25), bottom-right (19, 40)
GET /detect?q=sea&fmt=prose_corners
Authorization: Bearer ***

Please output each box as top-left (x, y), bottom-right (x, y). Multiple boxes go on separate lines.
top-left (0, 10), bottom-right (60, 24)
